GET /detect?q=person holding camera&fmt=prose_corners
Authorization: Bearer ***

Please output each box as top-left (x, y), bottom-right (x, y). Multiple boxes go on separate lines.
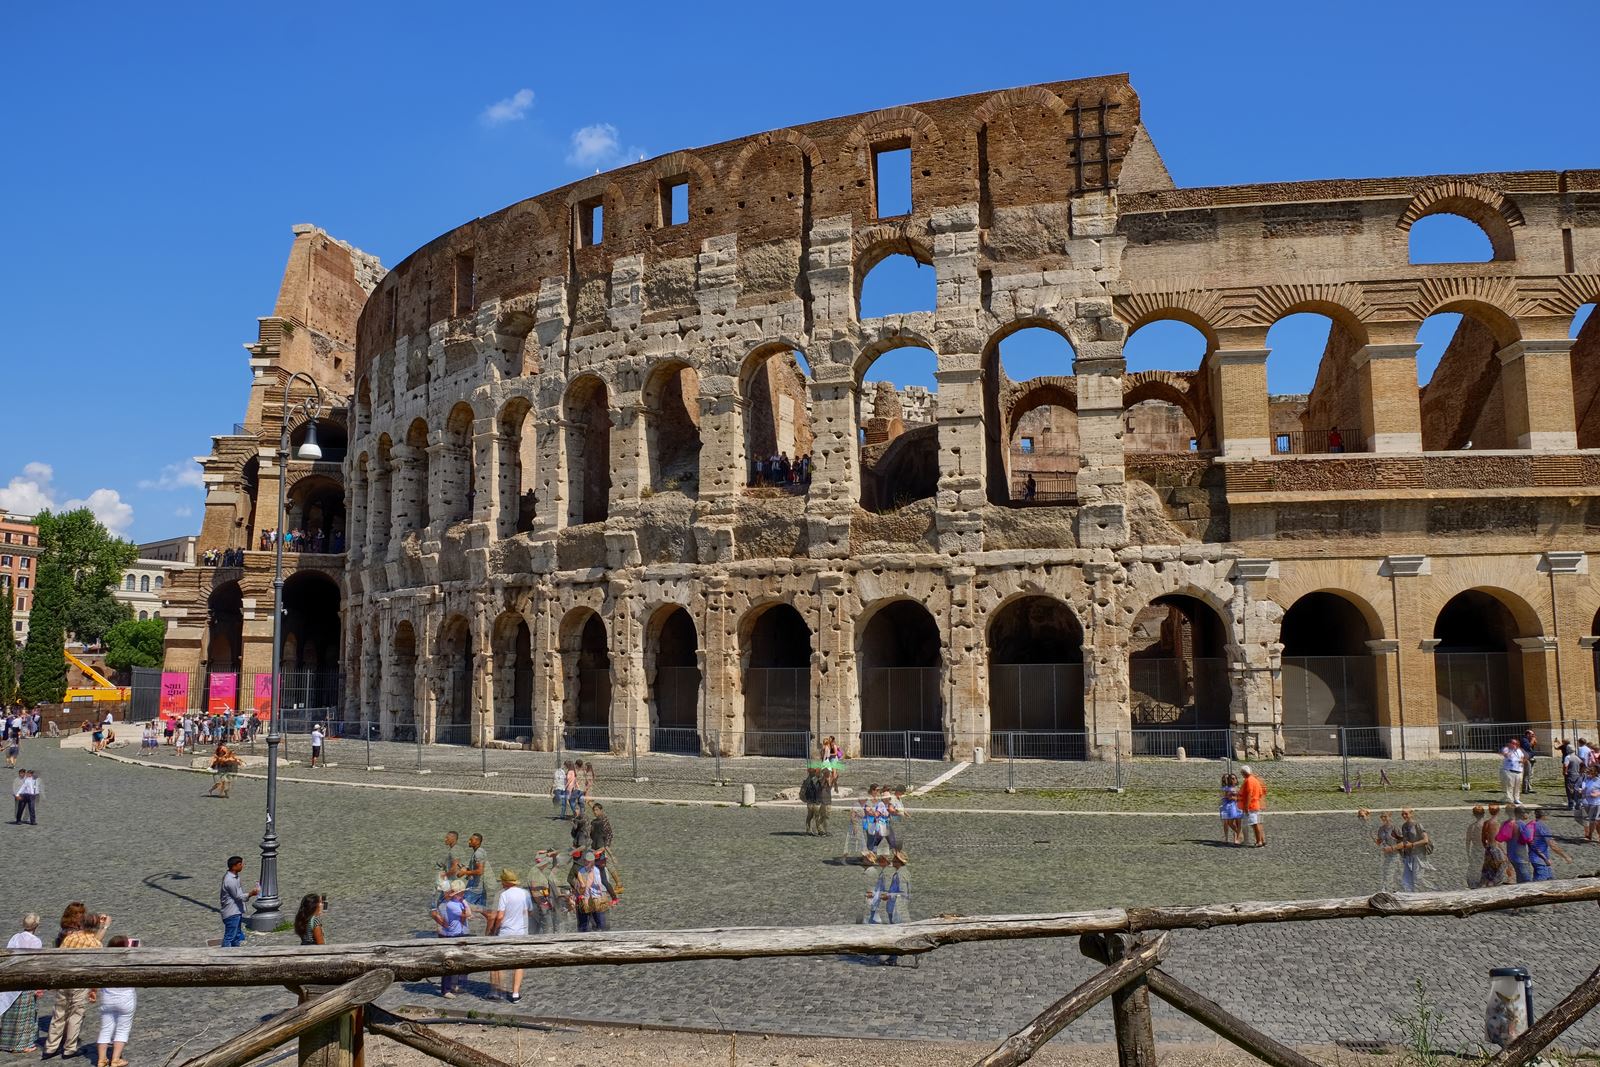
top-left (42, 906), bottom-right (110, 1059)
top-left (219, 856), bottom-right (258, 947)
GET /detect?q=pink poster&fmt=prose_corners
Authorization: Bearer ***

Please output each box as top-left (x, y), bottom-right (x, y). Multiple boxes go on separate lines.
top-left (207, 672), bottom-right (239, 717)
top-left (159, 673), bottom-right (189, 717)
top-left (253, 674), bottom-right (274, 721)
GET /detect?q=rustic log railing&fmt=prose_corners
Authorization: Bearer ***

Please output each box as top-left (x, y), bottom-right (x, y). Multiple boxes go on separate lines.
top-left (0, 878), bottom-right (1595, 1067)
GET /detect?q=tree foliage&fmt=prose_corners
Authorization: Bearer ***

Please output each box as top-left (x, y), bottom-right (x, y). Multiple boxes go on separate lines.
top-left (34, 508), bottom-right (138, 644)
top-left (104, 617), bottom-right (167, 671)
top-left (0, 587), bottom-right (15, 704)
top-left (18, 558), bottom-right (67, 706)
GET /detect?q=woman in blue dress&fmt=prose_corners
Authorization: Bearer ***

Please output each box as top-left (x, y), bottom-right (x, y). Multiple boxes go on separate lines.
top-left (1219, 773), bottom-right (1243, 844)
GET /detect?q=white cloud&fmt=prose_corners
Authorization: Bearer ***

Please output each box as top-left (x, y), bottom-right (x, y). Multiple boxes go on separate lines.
top-left (139, 460), bottom-right (205, 491)
top-left (0, 462), bottom-right (56, 515)
top-left (64, 488), bottom-right (134, 536)
top-left (481, 88), bottom-right (535, 127)
top-left (566, 123), bottom-right (645, 170)
top-left (0, 461), bottom-right (136, 534)
top-left (174, 505), bottom-right (194, 518)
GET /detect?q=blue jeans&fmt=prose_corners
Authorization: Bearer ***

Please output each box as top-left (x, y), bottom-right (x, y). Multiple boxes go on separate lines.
top-left (222, 913), bottom-right (245, 947)
top-left (1531, 861), bottom-right (1554, 881)
top-left (1511, 861), bottom-right (1534, 884)
top-left (570, 789), bottom-right (585, 817)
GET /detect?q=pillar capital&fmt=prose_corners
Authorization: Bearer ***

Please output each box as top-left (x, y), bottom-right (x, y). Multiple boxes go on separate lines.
top-left (1540, 550), bottom-right (1586, 575)
top-left (1515, 636), bottom-right (1558, 653)
top-left (1349, 342), bottom-right (1421, 369)
top-left (1497, 338), bottom-right (1577, 365)
top-left (1232, 558), bottom-right (1275, 581)
top-left (1366, 638), bottom-right (1400, 655)
top-left (1380, 554), bottom-right (1429, 578)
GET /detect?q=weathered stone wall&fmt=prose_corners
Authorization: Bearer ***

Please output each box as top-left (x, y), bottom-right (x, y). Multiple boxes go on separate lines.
top-left (341, 79), bottom-right (1600, 762)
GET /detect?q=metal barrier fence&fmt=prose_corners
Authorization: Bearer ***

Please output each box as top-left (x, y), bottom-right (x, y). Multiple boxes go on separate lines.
top-left (1280, 655), bottom-right (1378, 731)
top-left (1128, 658), bottom-right (1230, 729)
top-left (1433, 652), bottom-right (1512, 722)
top-left (989, 663), bottom-right (1084, 732)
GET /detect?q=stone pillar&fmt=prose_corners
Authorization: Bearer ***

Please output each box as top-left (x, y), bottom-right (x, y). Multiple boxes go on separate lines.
top-left (529, 582), bottom-right (560, 750)
top-left (377, 619), bottom-right (396, 739)
top-left (346, 461), bottom-right (367, 567)
top-left (934, 364), bottom-right (985, 554)
top-left (804, 366), bottom-right (857, 559)
top-left (610, 579), bottom-right (647, 756)
top-left (533, 409), bottom-right (565, 534)
top-left (1229, 559), bottom-right (1276, 754)
top-left (1517, 636), bottom-right (1561, 729)
top-left (471, 607), bottom-right (493, 747)
top-left (256, 451), bottom-right (284, 539)
top-left (427, 437), bottom-right (470, 532)
top-left (473, 424), bottom-right (500, 529)
top-left (1499, 339), bottom-right (1578, 449)
top-left (1352, 344), bottom-right (1423, 453)
top-left (1542, 551), bottom-right (1593, 728)
top-left (1365, 639), bottom-right (1402, 750)
top-left (816, 573), bottom-right (853, 756)
top-left (1211, 349), bottom-right (1271, 458)
top-left (697, 385), bottom-right (744, 500)
top-left (610, 402), bottom-right (646, 512)
top-left (702, 576), bottom-right (738, 754)
top-left (1084, 559), bottom-right (1131, 758)
top-left (387, 444), bottom-right (419, 558)
top-left (416, 620), bottom-right (435, 744)
top-left (1073, 340), bottom-right (1127, 548)
top-left (365, 456), bottom-right (390, 561)
top-left (492, 425), bottom-right (517, 539)
top-left (1385, 555), bottom-right (1439, 758)
top-left (359, 630), bottom-right (380, 728)
top-left (945, 566), bottom-right (983, 757)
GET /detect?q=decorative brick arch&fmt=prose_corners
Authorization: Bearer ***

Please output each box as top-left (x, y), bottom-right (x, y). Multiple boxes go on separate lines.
top-left (725, 129), bottom-right (823, 188)
top-left (1399, 180), bottom-right (1524, 261)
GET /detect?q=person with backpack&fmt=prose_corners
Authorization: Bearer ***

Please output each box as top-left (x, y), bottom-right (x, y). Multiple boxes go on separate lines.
top-left (1395, 809), bottom-right (1433, 892)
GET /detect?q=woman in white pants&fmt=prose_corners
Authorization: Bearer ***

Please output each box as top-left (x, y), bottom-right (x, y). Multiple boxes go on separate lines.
top-left (95, 936), bottom-right (135, 1067)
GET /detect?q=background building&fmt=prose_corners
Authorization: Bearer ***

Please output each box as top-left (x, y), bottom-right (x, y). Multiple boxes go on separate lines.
top-left (112, 537), bottom-right (197, 623)
top-left (0, 508), bottom-right (40, 644)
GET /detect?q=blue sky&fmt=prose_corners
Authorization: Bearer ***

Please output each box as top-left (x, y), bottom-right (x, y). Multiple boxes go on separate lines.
top-left (1, 1), bottom-right (1594, 541)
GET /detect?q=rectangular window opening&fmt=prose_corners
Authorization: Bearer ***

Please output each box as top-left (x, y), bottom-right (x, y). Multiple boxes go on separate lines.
top-left (1020, 437), bottom-right (1035, 454)
top-left (454, 253), bottom-right (475, 315)
top-left (872, 144), bottom-right (912, 218)
top-left (660, 178), bottom-right (689, 226)
top-left (579, 198), bottom-right (604, 247)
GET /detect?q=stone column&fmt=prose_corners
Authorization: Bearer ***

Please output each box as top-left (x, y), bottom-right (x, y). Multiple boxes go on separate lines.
top-left (1542, 551), bottom-right (1593, 728)
top-left (473, 424), bottom-right (500, 530)
top-left (377, 620), bottom-right (396, 739)
top-left (1517, 636), bottom-right (1561, 729)
top-left (1229, 559), bottom-right (1277, 754)
top-left (256, 450), bottom-right (284, 539)
top-left (533, 410), bottom-right (565, 534)
top-left (1366, 639), bottom-right (1402, 751)
top-left (1073, 340), bottom-right (1127, 548)
top-left (1353, 344), bottom-right (1424, 453)
top-left (1211, 349), bottom-right (1271, 458)
top-left (365, 455), bottom-right (390, 562)
top-left (346, 461), bottom-right (367, 567)
top-left (610, 579), bottom-right (647, 756)
top-left (934, 364), bottom-right (985, 554)
top-left (1084, 559), bottom-right (1131, 759)
top-left (529, 582), bottom-right (560, 750)
top-left (427, 438), bottom-right (470, 532)
top-left (387, 444), bottom-right (419, 559)
top-left (359, 630), bottom-right (381, 728)
top-left (804, 366), bottom-right (857, 558)
top-left (945, 566), bottom-right (983, 757)
top-left (1385, 555), bottom-right (1439, 758)
top-left (610, 402), bottom-right (646, 511)
top-left (1499, 339), bottom-right (1578, 449)
top-left (416, 620), bottom-right (436, 745)
top-left (701, 575), bottom-right (738, 754)
top-left (471, 607), bottom-right (493, 747)
top-left (816, 573), bottom-right (853, 755)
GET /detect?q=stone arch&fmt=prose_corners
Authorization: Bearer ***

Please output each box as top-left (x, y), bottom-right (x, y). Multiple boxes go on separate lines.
top-left (280, 571), bottom-right (341, 707)
top-left (1116, 299), bottom-right (1223, 353)
top-left (1398, 181), bottom-right (1523, 261)
top-left (1123, 371), bottom-right (1207, 452)
top-left (739, 344), bottom-right (813, 488)
top-left (559, 607), bottom-right (611, 749)
top-left (1432, 587), bottom-right (1546, 739)
top-left (563, 374), bottom-right (611, 525)
top-left (969, 87), bottom-right (1074, 229)
top-left (739, 600), bottom-right (813, 754)
top-left (642, 358), bottom-right (702, 496)
top-left (206, 580), bottom-right (244, 673)
top-left (1279, 590), bottom-right (1384, 743)
top-left (440, 401), bottom-right (475, 525)
top-left (856, 597), bottom-right (945, 758)
top-left (648, 150), bottom-right (717, 228)
top-left (404, 418), bottom-right (431, 529)
top-left (564, 179), bottom-right (628, 248)
top-left (285, 473), bottom-right (344, 550)
top-left (725, 128), bottom-right (824, 189)
top-left (1418, 299), bottom-right (1527, 450)
top-left (491, 609), bottom-right (533, 742)
top-left (390, 619), bottom-right (418, 739)
top-left (983, 319), bottom-right (1079, 505)
top-left (434, 613), bottom-right (474, 741)
top-left (496, 396), bottom-right (537, 536)
top-left (987, 594), bottom-right (1086, 755)
top-left (646, 603), bottom-right (701, 751)
top-left (1128, 592), bottom-right (1233, 748)
top-left (841, 105), bottom-right (946, 167)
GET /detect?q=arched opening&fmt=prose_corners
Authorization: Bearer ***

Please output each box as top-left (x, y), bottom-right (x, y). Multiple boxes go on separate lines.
top-left (1123, 318), bottom-right (1210, 375)
top-left (441, 402), bottom-right (475, 525)
top-left (138, 610), bottom-right (148, 621)
top-left (1434, 590), bottom-right (1540, 749)
top-left (1123, 393), bottom-right (1200, 453)
top-left (404, 419), bottom-right (432, 530)
top-left (648, 605), bottom-right (700, 753)
top-left (291, 418), bottom-right (348, 464)
top-left (1569, 304), bottom-right (1600, 448)
top-left (492, 612), bottom-right (533, 742)
top-left (742, 347), bottom-right (814, 490)
top-left (125, 575), bottom-right (136, 592)
top-left (435, 614), bottom-right (473, 744)
top-left (741, 602), bottom-right (812, 755)
top-left (858, 252), bottom-right (936, 318)
top-left (239, 457), bottom-right (259, 545)
top-left (206, 581), bottom-right (243, 672)
top-left (562, 610), bottom-right (611, 750)
top-left (1280, 592), bottom-right (1381, 755)
top-left (563, 377), bottom-right (611, 525)
top-left (858, 600), bottom-right (944, 759)
top-left (281, 572), bottom-right (341, 711)
top-left (370, 436), bottom-right (392, 556)
top-left (987, 596), bottom-right (1085, 758)
top-left (139, 574), bottom-right (150, 593)
top-left (1122, 317), bottom-right (1211, 451)
top-left (1408, 213), bottom-right (1495, 264)
top-left (643, 361), bottom-right (702, 496)
top-left (1417, 306), bottom-right (1520, 450)
top-left (1265, 312), bottom-right (1364, 454)
top-left (1128, 593), bottom-right (1232, 754)
top-left (984, 325), bottom-right (1078, 504)
top-left (286, 475), bottom-right (345, 553)
top-left (496, 400), bottom-right (537, 536)
top-left (390, 621), bottom-right (417, 742)
top-left (857, 345), bottom-right (938, 511)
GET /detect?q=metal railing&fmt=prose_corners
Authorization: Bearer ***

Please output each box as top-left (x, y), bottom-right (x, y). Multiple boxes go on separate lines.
top-left (1271, 428), bottom-right (1364, 455)
top-left (1009, 469), bottom-right (1077, 504)
top-left (989, 663), bottom-right (1085, 732)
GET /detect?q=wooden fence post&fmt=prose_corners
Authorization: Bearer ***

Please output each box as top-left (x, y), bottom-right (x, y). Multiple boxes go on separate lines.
top-left (1083, 933), bottom-right (1157, 1067)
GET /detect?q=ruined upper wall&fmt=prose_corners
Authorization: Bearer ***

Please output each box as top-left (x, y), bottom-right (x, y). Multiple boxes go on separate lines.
top-left (355, 75), bottom-right (1142, 370)
top-left (263, 225), bottom-right (385, 399)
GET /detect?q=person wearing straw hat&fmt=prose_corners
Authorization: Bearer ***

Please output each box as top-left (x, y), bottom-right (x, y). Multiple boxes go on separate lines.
top-left (429, 880), bottom-right (471, 998)
top-left (530, 850), bottom-right (565, 935)
top-left (494, 869), bottom-right (532, 1003)
top-left (571, 850), bottom-right (615, 933)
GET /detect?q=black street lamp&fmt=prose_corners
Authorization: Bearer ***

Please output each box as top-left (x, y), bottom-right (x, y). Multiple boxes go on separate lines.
top-left (248, 371), bottom-right (325, 931)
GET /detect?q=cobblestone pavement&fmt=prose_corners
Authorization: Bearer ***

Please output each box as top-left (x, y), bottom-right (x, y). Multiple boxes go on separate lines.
top-left (122, 734), bottom-right (1560, 814)
top-left (2, 739), bottom-right (1599, 1067)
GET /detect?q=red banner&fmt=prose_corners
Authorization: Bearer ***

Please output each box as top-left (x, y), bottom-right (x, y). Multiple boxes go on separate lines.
top-left (253, 674), bottom-right (273, 721)
top-left (159, 673), bottom-right (189, 717)
top-left (207, 673), bottom-right (238, 717)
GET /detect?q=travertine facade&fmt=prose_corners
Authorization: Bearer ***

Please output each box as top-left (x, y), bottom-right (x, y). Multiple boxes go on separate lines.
top-left (343, 76), bottom-right (1600, 759)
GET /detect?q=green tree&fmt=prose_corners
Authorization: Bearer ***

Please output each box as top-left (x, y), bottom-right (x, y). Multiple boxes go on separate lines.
top-left (34, 508), bottom-right (138, 644)
top-left (18, 558), bottom-right (67, 706)
top-left (104, 617), bottom-right (167, 671)
top-left (0, 587), bottom-right (15, 704)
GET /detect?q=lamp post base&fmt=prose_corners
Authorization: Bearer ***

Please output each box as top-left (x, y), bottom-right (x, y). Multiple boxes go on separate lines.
top-left (247, 901), bottom-right (283, 933)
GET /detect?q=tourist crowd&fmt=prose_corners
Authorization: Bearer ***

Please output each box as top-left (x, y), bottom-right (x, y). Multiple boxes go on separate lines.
top-left (0, 906), bottom-right (135, 1065)
top-left (749, 451), bottom-right (813, 488)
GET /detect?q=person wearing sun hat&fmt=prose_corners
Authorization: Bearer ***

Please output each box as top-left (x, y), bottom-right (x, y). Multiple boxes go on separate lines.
top-left (494, 869), bottom-right (532, 1003)
top-left (428, 880), bottom-right (471, 998)
top-left (572, 850), bottom-right (615, 932)
top-left (530, 850), bottom-right (565, 934)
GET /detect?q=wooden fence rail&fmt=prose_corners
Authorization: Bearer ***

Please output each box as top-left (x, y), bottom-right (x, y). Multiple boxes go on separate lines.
top-left (3, 877), bottom-right (1597, 992)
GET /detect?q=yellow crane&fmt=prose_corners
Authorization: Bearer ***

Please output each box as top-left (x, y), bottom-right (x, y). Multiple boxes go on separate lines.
top-left (64, 649), bottom-right (130, 704)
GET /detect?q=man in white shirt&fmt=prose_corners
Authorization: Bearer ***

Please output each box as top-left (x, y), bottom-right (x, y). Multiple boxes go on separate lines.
top-left (309, 725), bottom-right (325, 768)
top-left (1500, 738), bottom-right (1526, 807)
top-left (494, 869), bottom-right (532, 1003)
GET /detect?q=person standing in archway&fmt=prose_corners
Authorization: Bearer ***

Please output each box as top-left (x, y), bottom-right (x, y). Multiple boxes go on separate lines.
top-left (1238, 765), bottom-right (1267, 847)
top-left (1499, 738), bottom-right (1526, 807)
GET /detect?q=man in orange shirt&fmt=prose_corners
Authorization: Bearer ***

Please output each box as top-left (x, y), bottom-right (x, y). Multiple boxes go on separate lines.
top-left (1239, 765), bottom-right (1267, 847)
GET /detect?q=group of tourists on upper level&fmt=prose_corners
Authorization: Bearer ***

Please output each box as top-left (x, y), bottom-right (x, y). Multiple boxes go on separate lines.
top-left (750, 451), bottom-right (812, 488)
top-left (252, 527), bottom-right (344, 554)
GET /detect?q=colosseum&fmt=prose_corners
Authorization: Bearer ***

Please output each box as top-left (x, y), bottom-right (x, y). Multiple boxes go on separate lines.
top-left (171, 74), bottom-right (1600, 763)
